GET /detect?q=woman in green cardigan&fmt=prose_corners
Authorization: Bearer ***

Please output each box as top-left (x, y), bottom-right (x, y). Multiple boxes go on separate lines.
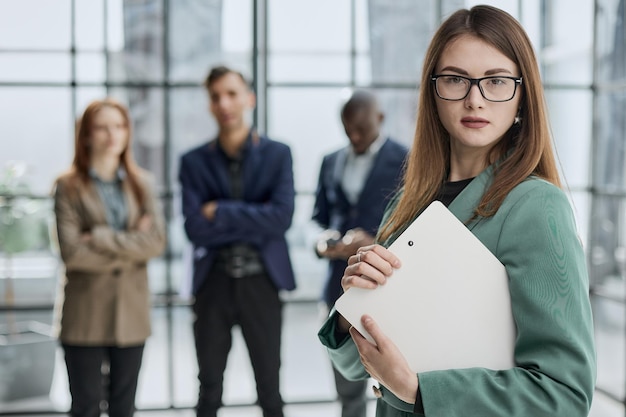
top-left (318, 5), bottom-right (596, 417)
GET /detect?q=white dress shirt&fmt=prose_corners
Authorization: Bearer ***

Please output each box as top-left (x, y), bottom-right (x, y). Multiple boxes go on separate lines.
top-left (341, 135), bottom-right (386, 205)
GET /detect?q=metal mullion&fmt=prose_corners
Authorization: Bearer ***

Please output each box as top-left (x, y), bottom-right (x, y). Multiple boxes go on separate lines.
top-left (266, 80), bottom-right (421, 89)
top-left (350, 0), bottom-right (356, 87)
top-left (0, 48), bottom-right (75, 53)
top-left (253, 0), bottom-right (259, 128)
top-left (262, 0), bottom-right (269, 132)
top-left (0, 80), bottom-right (202, 88)
top-left (593, 386), bottom-right (625, 409)
top-left (251, 0), bottom-right (269, 133)
top-left (161, 0), bottom-right (176, 408)
top-left (590, 188), bottom-right (626, 198)
top-left (70, 0), bottom-right (77, 117)
top-left (590, 288), bottom-right (626, 304)
top-left (104, 0), bottom-right (110, 96)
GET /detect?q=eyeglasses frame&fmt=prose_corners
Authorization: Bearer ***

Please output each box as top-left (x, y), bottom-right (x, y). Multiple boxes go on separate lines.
top-left (431, 74), bottom-right (523, 102)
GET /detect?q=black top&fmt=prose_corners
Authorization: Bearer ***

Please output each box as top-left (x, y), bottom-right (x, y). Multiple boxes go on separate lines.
top-left (436, 177), bottom-right (475, 207)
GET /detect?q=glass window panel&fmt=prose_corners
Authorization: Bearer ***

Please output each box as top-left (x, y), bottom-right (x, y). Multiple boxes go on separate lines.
top-left (355, 0), bottom-right (370, 52)
top-left (374, 88), bottom-right (418, 148)
top-left (542, 0), bottom-right (593, 85)
top-left (0, 88), bottom-right (73, 195)
top-left (589, 390), bottom-right (625, 417)
top-left (222, 0), bottom-right (252, 53)
top-left (442, 0), bottom-right (469, 17)
top-left (595, 0), bottom-right (625, 84)
top-left (146, 256), bottom-right (167, 296)
top-left (109, 1), bottom-right (164, 82)
top-left (76, 52), bottom-right (106, 83)
top-left (135, 308), bottom-right (171, 408)
top-left (169, 0), bottom-right (252, 83)
top-left (545, 89), bottom-right (592, 189)
top-left (367, 0), bottom-right (433, 84)
top-left (269, 0), bottom-right (350, 53)
top-left (592, 296), bottom-right (625, 400)
top-left (267, 87), bottom-right (347, 301)
top-left (268, 54), bottom-right (351, 83)
top-left (0, 245), bottom-right (58, 307)
top-left (465, 0), bottom-right (519, 15)
top-left (589, 195), bottom-right (626, 288)
top-left (168, 87), bottom-right (216, 189)
top-left (0, 310), bottom-right (59, 411)
top-left (268, 87), bottom-right (348, 192)
top-left (280, 302), bottom-right (338, 402)
top-left (75, 0), bottom-right (105, 50)
top-left (167, 235), bottom-right (188, 299)
top-left (518, 0), bottom-right (542, 48)
top-left (285, 193), bottom-right (327, 302)
top-left (0, 0), bottom-right (71, 50)
top-left (171, 307), bottom-right (196, 407)
top-left (168, 87), bottom-right (215, 294)
top-left (75, 86), bottom-right (108, 113)
top-left (593, 91), bottom-right (626, 190)
top-left (109, 87), bottom-right (165, 187)
top-left (356, 54), bottom-right (373, 85)
top-left (569, 191), bottom-right (591, 253)
top-left (107, 0), bottom-right (126, 51)
top-left (0, 53), bottom-right (71, 83)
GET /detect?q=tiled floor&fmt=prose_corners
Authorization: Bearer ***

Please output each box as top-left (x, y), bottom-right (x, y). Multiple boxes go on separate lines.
top-left (1, 301), bottom-right (623, 417)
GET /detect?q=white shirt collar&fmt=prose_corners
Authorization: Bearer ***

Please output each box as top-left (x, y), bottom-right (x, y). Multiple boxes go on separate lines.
top-left (348, 134), bottom-right (386, 157)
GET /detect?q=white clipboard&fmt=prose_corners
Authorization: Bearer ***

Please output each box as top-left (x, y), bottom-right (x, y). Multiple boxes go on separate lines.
top-left (334, 200), bottom-right (516, 373)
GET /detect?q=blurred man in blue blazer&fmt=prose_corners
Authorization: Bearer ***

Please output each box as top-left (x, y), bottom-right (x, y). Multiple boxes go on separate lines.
top-left (179, 65), bottom-right (295, 417)
top-left (312, 90), bottom-right (408, 417)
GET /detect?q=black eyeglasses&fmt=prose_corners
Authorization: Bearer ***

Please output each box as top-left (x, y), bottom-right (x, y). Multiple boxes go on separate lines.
top-left (431, 75), bottom-right (523, 102)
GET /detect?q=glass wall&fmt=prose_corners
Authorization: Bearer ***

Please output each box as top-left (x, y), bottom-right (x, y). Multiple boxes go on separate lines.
top-left (592, 0), bottom-right (626, 408)
top-left (0, 0), bottom-right (623, 415)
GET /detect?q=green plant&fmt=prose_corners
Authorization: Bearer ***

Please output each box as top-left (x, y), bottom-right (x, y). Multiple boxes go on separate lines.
top-left (0, 161), bottom-right (52, 334)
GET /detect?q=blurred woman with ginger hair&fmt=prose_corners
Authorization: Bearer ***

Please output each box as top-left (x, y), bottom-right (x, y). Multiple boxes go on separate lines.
top-left (53, 98), bottom-right (165, 417)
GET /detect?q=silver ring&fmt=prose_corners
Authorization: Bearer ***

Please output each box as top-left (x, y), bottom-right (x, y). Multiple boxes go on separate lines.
top-left (357, 253), bottom-right (361, 263)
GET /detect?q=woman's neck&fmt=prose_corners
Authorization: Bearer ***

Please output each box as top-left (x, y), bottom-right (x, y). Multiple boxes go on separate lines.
top-left (91, 155), bottom-right (120, 181)
top-left (448, 150), bottom-right (487, 182)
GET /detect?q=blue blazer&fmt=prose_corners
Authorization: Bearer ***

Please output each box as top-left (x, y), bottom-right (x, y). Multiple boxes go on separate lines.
top-left (312, 138), bottom-right (408, 305)
top-left (179, 132), bottom-right (296, 294)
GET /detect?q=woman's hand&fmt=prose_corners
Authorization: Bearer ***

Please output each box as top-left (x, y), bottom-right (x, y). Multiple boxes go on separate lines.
top-left (335, 244), bottom-right (401, 333)
top-left (137, 214), bottom-right (153, 232)
top-left (350, 314), bottom-right (418, 404)
top-left (342, 244), bottom-right (401, 291)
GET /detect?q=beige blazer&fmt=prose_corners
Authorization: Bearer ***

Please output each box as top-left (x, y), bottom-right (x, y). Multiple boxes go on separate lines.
top-left (53, 171), bottom-right (166, 347)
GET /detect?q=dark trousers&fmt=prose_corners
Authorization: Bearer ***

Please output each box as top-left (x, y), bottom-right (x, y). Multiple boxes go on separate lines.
top-left (321, 303), bottom-right (367, 417)
top-left (62, 344), bottom-right (144, 417)
top-left (333, 366), bottom-right (367, 417)
top-left (193, 267), bottom-right (284, 417)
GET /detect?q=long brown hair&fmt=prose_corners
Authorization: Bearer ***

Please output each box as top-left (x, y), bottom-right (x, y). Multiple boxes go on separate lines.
top-left (378, 5), bottom-right (561, 242)
top-left (58, 98), bottom-right (146, 206)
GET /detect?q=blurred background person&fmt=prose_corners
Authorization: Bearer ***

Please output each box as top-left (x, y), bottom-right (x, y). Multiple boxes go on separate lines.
top-left (312, 90), bottom-right (408, 417)
top-left (53, 98), bottom-right (166, 417)
top-left (178, 65), bottom-right (296, 417)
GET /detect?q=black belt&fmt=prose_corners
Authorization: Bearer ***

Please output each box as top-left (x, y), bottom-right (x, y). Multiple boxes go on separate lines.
top-left (214, 244), bottom-right (265, 278)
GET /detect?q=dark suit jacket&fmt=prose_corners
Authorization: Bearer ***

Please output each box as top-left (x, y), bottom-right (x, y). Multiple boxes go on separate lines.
top-left (179, 131), bottom-right (296, 294)
top-left (312, 138), bottom-right (407, 305)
